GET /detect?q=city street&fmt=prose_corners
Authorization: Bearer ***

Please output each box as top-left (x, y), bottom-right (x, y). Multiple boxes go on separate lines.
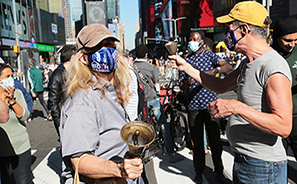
top-left (23, 90), bottom-right (297, 184)
top-left (2, 0), bottom-right (297, 183)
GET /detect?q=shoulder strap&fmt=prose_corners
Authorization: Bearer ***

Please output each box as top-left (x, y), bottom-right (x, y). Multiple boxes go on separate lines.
top-left (133, 64), bottom-right (156, 90)
top-left (121, 102), bottom-right (131, 122)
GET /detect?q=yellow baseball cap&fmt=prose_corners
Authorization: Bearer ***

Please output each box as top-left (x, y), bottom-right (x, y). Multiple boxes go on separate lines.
top-left (216, 1), bottom-right (271, 28)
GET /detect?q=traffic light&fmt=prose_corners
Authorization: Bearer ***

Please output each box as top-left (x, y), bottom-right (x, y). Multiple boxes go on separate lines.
top-left (13, 45), bottom-right (20, 54)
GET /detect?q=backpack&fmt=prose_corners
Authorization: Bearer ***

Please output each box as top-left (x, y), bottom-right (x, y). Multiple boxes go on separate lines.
top-left (129, 67), bottom-right (148, 121)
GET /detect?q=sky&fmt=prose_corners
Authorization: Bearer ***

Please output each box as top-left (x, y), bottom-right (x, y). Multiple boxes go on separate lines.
top-left (120, 0), bottom-right (139, 51)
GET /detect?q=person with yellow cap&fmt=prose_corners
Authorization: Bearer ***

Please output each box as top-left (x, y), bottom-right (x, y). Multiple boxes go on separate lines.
top-left (169, 1), bottom-right (292, 183)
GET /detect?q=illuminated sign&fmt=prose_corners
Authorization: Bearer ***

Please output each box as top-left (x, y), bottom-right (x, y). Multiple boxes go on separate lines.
top-left (36, 44), bottom-right (54, 52)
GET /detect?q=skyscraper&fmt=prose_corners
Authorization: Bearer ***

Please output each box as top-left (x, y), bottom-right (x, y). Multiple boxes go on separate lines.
top-left (47, 0), bottom-right (73, 39)
top-left (71, 0), bottom-right (83, 22)
top-left (106, 0), bottom-right (120, 23)
top-left (62, 0), bottom-right (72, 39)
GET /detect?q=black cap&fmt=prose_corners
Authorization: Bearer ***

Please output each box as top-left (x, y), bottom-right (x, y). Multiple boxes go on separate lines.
top-left (273, 16), bottom-right (297, 39)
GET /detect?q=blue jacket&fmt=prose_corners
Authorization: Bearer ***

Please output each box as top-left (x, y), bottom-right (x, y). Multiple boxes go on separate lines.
top-left (14, 79), bottom-right (33, 113)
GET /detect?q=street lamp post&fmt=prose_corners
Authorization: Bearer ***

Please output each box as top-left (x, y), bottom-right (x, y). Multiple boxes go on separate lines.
top-left (12, 0), bottom-right (22, 83)
top-left (164, 17), bottom-right (186, 41)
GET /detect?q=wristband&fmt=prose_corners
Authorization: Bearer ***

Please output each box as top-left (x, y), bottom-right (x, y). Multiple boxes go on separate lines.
top-left (216, 67), bottom-right (221, 73)
top-left (9, 101), bottom-right (17, 108)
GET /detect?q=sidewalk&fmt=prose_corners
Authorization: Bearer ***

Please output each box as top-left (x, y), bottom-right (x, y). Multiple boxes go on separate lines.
top-left (152, 148), bottom-right (196, 184)
top-left (30, 138), bottom-right (297, 184)
top-left (151, 137), bottom-right (233, 184)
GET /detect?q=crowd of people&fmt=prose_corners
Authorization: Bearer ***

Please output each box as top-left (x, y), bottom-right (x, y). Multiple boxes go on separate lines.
top-left (0, 1), bottom-right (297, 184)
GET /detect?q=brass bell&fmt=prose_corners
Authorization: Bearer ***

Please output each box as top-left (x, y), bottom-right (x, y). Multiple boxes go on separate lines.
top-left (120, 121), bottom-right (156, 157)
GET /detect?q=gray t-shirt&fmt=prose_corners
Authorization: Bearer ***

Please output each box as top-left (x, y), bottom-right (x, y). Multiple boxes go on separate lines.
top-left (227, 50), bottom-right (292, 161)
top-left (133, 59), bottom-right (159, 102)
top-left (60, 82), bottom-right (129, 183)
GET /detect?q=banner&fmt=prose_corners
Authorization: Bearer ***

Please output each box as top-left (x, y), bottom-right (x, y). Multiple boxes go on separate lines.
top-left (86, 1), bottom-right (106, 25)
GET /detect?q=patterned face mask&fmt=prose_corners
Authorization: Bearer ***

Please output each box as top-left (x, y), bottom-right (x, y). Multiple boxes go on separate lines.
top-left (223, 25), bottom-right (243, 51)
top-left (87, 47), bottom-right (119, 74)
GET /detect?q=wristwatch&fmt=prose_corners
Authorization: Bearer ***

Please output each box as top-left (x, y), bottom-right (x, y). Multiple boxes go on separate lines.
top-left (9, 101), bottom-right (17, 108)
top-left (216, 67), bottom-right (221, 73)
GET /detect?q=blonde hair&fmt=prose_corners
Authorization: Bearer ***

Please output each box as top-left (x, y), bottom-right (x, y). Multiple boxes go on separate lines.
top-left (65, 49), bottom-right (131, 105)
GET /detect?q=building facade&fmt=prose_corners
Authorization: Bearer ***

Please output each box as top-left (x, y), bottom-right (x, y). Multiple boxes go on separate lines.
top-left (136, 0), bottom-right (297, 57)
top-left (62, 0), bottom-right (72, 39)
top-left (75, 0), bottom-right (125, 50)
top-left (0, 0), bottom-right (66, 88)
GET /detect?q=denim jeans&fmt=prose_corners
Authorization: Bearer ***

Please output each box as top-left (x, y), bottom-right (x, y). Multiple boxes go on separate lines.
top-left (233, 153), bottom-right (287, 184)
top-left (148, 98), bottom-right (175, 154)
top-left (0, 149), bottom-right (33, 184)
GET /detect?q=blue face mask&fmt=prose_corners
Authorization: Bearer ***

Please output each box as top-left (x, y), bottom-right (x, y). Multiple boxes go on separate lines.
top-left (223, 26), bottom-right (243, 51)
top-left (0, 77), bottom-right (14, 90)
top-left (188, 40), bottom-right (203, 53)
top-left (87, 47), bottom-right (119, 74)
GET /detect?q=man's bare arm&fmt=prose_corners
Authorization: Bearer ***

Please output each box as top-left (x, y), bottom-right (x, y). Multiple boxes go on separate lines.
top-left (209, 73), bottom-right (292, 138)
top-left (169, 55), bottom-right (240, 94)
top-left (205, 60), bottom-right (233, 75)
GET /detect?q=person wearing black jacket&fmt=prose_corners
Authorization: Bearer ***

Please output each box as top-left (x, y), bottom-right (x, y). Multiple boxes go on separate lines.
top-left (272, 16), bottom-right (297, 161)
top-left (48, 45), bottom-right (75, 135)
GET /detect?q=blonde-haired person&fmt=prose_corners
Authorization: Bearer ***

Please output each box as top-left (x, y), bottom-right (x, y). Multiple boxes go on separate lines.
top-left (60, 24), bottom-right (143, 184)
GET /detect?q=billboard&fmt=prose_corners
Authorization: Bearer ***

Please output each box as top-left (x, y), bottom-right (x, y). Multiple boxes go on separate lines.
top-left (71, 0), bottom-right (83, 21)
top-left (107, 0), bottom-right (116, 21)
top-left (26, 7), bottom-right (35, 41)
top-left (108, 23), bottom-right (117, 37)
top-left (86, 1), bottom-right (106, 25)
top-left (155, 0), bottom-right (163, 17)
top-left (48, 0), bottom-right (63, 14)
top-left (199, 0), bottom-right (214, 27)
top-left (38, 9), bottom-right (65, 45)
top-left (161, 0), bottom-right (173, 40)
top-left (36, 0), bottom-right (49, 11)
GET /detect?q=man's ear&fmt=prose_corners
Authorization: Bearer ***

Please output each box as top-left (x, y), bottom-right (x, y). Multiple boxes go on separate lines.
top-left (79, 53), bottom-right (88, 65)
top-left (241, 24), bottom-right (251, 35)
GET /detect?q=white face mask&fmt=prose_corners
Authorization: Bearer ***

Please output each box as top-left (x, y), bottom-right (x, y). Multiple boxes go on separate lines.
top-left (0, 77), bottom-right (14, 90)
top-left (188, 40), bottom-right (203, 52)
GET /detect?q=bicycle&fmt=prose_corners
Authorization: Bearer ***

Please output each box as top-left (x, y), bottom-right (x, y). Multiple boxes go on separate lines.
top-left (161, 80), bottom-right (190, 151)
top-left (140, 80), bottom-right (190, 163)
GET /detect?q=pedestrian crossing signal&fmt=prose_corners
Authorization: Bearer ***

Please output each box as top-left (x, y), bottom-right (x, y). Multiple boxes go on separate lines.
top-left (13, 45), bottom-right (20, 54)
